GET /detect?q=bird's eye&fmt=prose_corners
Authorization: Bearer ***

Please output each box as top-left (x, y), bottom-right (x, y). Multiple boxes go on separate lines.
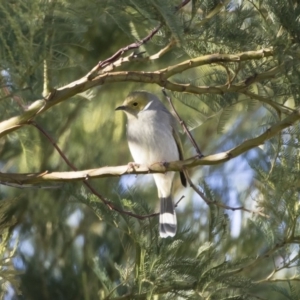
top-left (133, 102), bottom-right (138, 106)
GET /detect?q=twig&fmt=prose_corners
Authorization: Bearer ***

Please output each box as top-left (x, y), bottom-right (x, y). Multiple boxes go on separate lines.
top-left (161, 90), bottom-right (268, 216)
top-left (85, 25), bottom-right (161, 78)
top-left (0, 87), bottom-right (31, 102)
top-left (229, 61), bottom-right (242, 85)
top-left (0, 48), bottom-right (276, 139)
top-left (247, 0), bottom-right (268, 23)
top-left (101, 40), bottom-right (176, 73)
top-left (174, 195), bottom-right (185, 208)
top-left (175, 0), bottom-right (191, 11)
top-left (29, 121), bottom-right (181, 220)
top-left (219, 236), bottom-right (300, 279)
top-left (0, 86), bottom-right (25, 109)
top-left (2, 106), bottom-right (300, 185)
top-left (30, 121), bottom-right (76, 170)
top-left (184, 170), bottom-right (269, 217)
top-left (97, 24), bottom-right (162, 71)
top-left (0, 181), bottom-right (61, 189)
top-left (217, 62), bottom-right (233, 87)
top-left (242, 90), bottom-right (293, 115)
top-left (148, 39), bottom-right (176, 60)
top-left (162, 89), bottom-right (204, 157)
top-left (88, 0), bottom-right (192, 77)
top-left (255, 276), bottom-right (300, 284)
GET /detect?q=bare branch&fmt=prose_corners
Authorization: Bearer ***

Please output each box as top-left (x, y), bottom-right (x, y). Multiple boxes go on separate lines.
top-left (30, 122), bottom-right (163, 220)
top-left (87, 0), bottom-right (192, 77)
top-left (221, 236), bottom-right (300, 278)
top-left (0, 182), bottom-right (61, 189)
top-left (184, 169), bottom-right (268, 217)
top-left (162, 90), bottom-right (265, 215)
top-left (0, 87), bottom-right (31, 103)
top-left (1, 108), bottom-right (300, 185)
top-left (101, 40), bottom-right (176, 73)
top-left (90, 24), bottom-right (162, 75)
top-left (162, 49), bottom-right (273, 79)
top-left (162, 89), bottom-right (203, 157)
top-left (191, 0), bottom-right (231, 27)
top-left (256, 277), bottom-right (300, 283)
top-left (0, 49), bottom-right (276, 138)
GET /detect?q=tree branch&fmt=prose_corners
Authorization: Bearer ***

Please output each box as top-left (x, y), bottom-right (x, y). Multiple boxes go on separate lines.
top-left (87, 0), bottom-right (192, 77)
top-left (0, 49), bottom-right (276, 138)
top-left (242, 90), bottom-right (293, 115)
top-left (162, 49), bottom-right (273, 78)
top-left (185, 173), bottom-right (268, 217)
top-left (255, 277), bottom-right (300, 284)
top-left (30, 122), bottom-right (163, 220)
top-left (100, 40), bottom-right (176, 73)
top-left (90, 24), bottom-right (162, 75)
top-left (161, 90), bottom-right (265, 215)
top-left (162, 88), bottom-right (203, 157)
top-left (1, 108), bottom-right (300, 185)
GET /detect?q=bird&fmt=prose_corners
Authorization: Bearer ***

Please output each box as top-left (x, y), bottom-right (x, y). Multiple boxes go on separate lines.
top-left (115, 90), bottom-right (186, 238)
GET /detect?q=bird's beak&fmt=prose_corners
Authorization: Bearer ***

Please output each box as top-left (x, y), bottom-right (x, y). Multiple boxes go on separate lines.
top-left (115, 105), bottom-right (126, 111)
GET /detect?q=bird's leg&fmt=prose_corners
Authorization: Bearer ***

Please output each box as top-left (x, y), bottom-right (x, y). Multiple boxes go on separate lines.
top-left (127, 162), bottom-right (140, 173)
top-left (160, 161), bottom-right (169, 172)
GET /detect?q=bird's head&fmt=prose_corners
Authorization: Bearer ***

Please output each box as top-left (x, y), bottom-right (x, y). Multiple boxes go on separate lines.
top-left (115, 91), bottom-right (153, 117)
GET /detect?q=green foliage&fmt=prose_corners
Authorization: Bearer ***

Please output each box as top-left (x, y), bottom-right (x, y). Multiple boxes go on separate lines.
top-left (0, 0), bottom-right (300, 299)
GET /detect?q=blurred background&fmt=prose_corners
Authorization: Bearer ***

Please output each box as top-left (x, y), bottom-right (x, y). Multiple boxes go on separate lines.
top-left (0, 0), bottom-right (300, 299)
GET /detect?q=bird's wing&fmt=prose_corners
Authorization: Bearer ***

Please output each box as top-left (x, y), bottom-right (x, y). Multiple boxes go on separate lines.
top-left (172, 128), bottom-right (187, 187)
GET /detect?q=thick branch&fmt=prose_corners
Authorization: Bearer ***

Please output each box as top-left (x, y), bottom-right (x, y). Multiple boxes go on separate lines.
top-left (1, 108), bottom-right (300, 185)
top-left (0, 49), bottom-right (276, 138)
top-left (0, 100), bottom-right (46, 137)
top-left (161, 49), bottom-right (273, 78)
top-left (0, 80), bottom-right (282, 138)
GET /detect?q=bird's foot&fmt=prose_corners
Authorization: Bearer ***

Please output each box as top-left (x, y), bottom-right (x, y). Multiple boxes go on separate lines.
top-left (160, 161), bottom-right (169, 168)
top-left (127, 162), bottom-right (140, 172)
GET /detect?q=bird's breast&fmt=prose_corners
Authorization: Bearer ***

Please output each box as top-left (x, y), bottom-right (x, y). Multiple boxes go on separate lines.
top-left (126, 112), bottom-right (179, 165)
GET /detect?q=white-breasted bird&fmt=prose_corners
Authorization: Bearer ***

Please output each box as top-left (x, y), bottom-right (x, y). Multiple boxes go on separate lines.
top-left (115, 91), bottom-right (186, 238)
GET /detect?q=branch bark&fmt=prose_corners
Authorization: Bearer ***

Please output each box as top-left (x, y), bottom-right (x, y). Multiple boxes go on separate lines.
top-left (0, 49), bottom-right (276, 138)
top-left (1, 107), bottom-right (300, 185)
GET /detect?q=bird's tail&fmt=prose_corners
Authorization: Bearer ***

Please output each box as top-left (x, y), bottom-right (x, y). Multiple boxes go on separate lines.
top-left (159, 196), bottom-right (177, 238)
